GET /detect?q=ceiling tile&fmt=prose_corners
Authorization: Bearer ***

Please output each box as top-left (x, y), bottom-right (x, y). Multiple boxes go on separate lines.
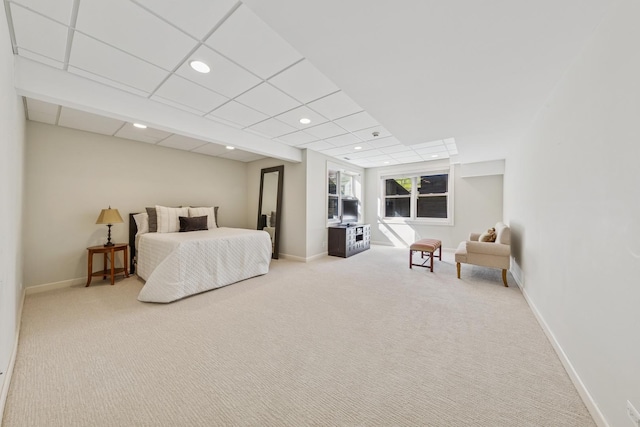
top-left (307, 91), bottom-right (362, 121)
top-left (205, 4), bottom-right (302, 79)
top-left (411, 139), bottom-right (445, 149)
top-left (235, 83), bottom-right (300, 116)
top-left (420, 153), bottom-right (449, 161)
top-left (380, 144), bottom-right (415, 154)
top-left (28, 110), bottom-right (57, 124)
top-left (329, 142), bottom-right (376, 154)
top-left (219, 149), bottom-right (266, 162)
top-left (345, 148), bottom-right (384, 159)
top-left (367, 136), bottom-right (403, 149)
top-left (268, 59), bottom-right (339, 103)
top-left (11, 0), bottom-right (75, 25)
top-left (192, 142), bottom-right (230, 157)
top-left (390, 151), bottom-right (422, 161)
top-left (75, 0), bottom-right (197, 70)
top-left (324, 133), bottom-right (362, 147)
top-left (27, 98), bottom-right (58, 124)
top-left (132, 0), bottom-right (237, 40)
top-left (152, 75), bottom-right (228, 114)
top-left (333, 111), bottom-right (379, 132)
top-left (320, 145), bottom-right (359, 157)
top-left (207, 101), bottom-right (268, 128)
top-left (10, 5), bottom-right (68, 62)
top-left (414, 145), bottom-right (446, 155)
top-left (176, 45), bottom-right (261, 98)
top-left (157, 134), bottom-right (208, 151)
top-left (358, 153), bottom-right (394, 162)
top-left (58, 107), bottom-right (124, 135)
top-left (304, 121), bottom-right (347, 139)
top-left (274, 106), bottom-right (328, 130)
top-left (275, 131), bottom-right (318, 146)
top-left (26, 98), bottom-right (59, 118)
top-left (247, 118), bottom-right (297, 138)
top-left (69, 34), bottom-right (168, 94)
top-left (68, 66), bottom-right (151, 98)
top-left (17, 49), bottom-right (64, 69)
top-left (298, 140), bottom-right (335, 151)
top-left (114, 123), bottom-right (172, 144)
top-left (352, 125), bottom-right (392, 141)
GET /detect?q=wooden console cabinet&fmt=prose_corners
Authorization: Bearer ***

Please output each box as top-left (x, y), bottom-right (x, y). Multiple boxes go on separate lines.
top-left (328, 224), bottom-right (371, 258)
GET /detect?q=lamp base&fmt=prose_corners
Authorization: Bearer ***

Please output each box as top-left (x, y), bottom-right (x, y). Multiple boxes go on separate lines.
top-left (104, 242), bottom-right (115, 247)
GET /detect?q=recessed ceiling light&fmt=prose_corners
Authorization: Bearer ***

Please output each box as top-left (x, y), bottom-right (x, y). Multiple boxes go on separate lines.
top-left (431, 154), bottom-right (439, 158)
top-left (384, 161), bottom-right (390, 164)
top-left (299, 118), bottom-right (311, 124)
top-left (133, 123), bottom-right (147, 129)
top-left (190, 60), bottom-right (210, 73)
top-left (226, 146), bottom-right (235, 150)
top-left (354, 146), bottom-right (362, 150)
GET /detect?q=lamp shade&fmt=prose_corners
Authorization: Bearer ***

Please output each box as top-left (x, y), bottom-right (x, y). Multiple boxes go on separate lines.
top-left (95, 207), bottom-right (123, 225)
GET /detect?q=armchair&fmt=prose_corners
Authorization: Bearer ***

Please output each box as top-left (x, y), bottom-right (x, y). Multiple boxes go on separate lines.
top-left (455, 222), bottom-right (511, 286)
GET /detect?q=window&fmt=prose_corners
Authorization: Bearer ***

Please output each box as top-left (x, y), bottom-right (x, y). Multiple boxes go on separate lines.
top-left (382, 169), bottom-right (452, 223)
top-left (328, 170), bottom-right (339, 221)
top-left (328, 166), bottom-right (361, 224)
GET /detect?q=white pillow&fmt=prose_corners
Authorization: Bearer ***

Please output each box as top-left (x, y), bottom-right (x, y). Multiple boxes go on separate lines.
top-left (155, 205), bottom-right (188, 233)
top-left (188, 207), bottom-right (217, 229)
top-left (133, 213), bottom-right (149, 235)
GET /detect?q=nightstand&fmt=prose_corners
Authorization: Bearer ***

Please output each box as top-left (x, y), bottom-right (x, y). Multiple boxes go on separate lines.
top-left (86, 243), bottom-right (129, 287)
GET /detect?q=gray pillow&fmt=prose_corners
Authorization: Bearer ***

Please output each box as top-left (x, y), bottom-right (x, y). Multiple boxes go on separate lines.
top-left (179, 215), bottom-right (207, 232)
top-left (146, 207), bottom-right (157, 232)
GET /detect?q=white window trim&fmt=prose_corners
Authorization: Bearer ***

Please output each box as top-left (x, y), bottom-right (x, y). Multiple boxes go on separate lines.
top-left (327, 162), bottom-right (362, 227)
top-left (380, 165), bottom-right (455, 226)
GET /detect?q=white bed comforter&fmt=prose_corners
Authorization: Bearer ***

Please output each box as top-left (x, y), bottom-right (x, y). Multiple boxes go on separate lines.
top-left (137, 228), bottom-right (272, 303)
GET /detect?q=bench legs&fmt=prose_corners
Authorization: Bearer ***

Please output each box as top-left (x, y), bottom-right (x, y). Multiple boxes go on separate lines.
top-left (456, 262), bottom-right (460, 279)
top-left (409, 247), bottom-right (440, 272)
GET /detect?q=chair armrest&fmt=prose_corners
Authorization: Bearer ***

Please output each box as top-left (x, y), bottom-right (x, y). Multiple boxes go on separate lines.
top-left (466, 241), bottom-right (511, 256)
top-left (469, 232), bottom-right (481, 241)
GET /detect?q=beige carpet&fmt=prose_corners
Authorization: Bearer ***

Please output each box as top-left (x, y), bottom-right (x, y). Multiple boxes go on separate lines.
top-left (3, 246), bottom-right (594, 426)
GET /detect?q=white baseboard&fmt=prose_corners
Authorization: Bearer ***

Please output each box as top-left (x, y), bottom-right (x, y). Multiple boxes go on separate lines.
top-left (279, 252), bottom-right (327, 263)
top-left (510, 258), bottom-right (524, 288)
top-left (520, 287), bottom-right (609, 427)
top-left (25, 277), bottom-right (85, 295)
top-left (0, 288), bottom-right (25, 427)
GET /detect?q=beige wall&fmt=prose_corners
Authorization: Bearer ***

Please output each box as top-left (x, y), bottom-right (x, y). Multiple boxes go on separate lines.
top-left (0, 2), bottom-right (26, 397)
top-left (246, 156), bottom-right (306, 260)
top-left (364, 162), bottom-right (503, 249)
top-left (24, 122), bottom-right (248, 287)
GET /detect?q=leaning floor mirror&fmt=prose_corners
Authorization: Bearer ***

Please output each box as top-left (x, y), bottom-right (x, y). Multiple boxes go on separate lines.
top-left (257, 165), bottom-right (284, 259)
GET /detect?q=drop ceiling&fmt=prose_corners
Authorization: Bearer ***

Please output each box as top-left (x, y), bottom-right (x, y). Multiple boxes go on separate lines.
top-left (5, 0), bottom-right (611, 166)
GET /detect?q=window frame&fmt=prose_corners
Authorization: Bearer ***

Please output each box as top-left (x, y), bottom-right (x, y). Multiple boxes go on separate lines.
top-left (327, 164), bottom-right (361, 226)
top-left (380, 166), bottom-right (454, 226)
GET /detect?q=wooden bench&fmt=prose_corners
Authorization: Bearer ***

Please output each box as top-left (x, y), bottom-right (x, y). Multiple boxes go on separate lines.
top-left (409, 239), bottom-right (442, 272)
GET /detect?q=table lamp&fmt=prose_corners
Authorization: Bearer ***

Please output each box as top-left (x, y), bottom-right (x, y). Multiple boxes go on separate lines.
top-left (95, 206), bottom-right (123, 247)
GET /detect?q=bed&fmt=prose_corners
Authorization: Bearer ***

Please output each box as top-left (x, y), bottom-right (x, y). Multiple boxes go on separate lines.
top-left (129, 207), bottom-right (272, 303)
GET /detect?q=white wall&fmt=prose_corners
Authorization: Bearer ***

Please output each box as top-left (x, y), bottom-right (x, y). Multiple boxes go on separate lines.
top-left (24, 122), bottom-right (248, 287)
top-left (504, 1), bottom-right (640, 425)
top-left (305, 150), bottom-right (365, 259)
top-left (0, 2), bottom-right (25, 409)
top-left (364, 161), bottom-right (503, 249)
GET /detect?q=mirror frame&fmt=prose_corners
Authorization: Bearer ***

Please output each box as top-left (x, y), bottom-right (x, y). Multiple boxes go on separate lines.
top-left (257, 165), bottom-right (284, 259)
